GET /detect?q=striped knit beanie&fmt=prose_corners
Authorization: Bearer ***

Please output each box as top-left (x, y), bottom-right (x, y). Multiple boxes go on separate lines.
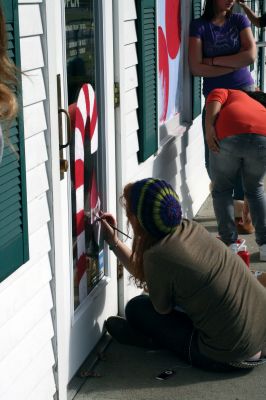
top-left (130, 178), bottom-right (182, 239)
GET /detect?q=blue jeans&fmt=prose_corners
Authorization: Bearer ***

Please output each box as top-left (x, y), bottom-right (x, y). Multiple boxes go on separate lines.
top-left (209, 134), bottom-right (266, 245)
top-left (202, 84), bottom-right (255, 200)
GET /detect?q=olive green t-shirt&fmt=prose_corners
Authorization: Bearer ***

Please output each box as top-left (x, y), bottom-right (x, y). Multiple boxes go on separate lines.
top-left (143, 219), bottom-right (266, 363)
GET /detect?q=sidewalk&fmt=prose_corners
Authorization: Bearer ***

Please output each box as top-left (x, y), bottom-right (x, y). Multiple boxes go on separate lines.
top-left (69, 195), bottom-right (266, 400)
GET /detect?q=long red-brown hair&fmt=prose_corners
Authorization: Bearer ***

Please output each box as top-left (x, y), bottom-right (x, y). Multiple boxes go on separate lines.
top-left (0, 5), bottom-right (18, 122)
top-left (121, 183), bottom-right (158, 289)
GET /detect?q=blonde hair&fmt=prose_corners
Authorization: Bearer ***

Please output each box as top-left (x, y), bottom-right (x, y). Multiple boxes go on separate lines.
top-left (0, 6), bottom-right (18, 122)
top-left (121, 183), bottom-right (158, 289)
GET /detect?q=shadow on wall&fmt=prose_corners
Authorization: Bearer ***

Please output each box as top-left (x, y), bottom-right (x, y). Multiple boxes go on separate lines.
top-left (152, 129), bottom-right (194, 219)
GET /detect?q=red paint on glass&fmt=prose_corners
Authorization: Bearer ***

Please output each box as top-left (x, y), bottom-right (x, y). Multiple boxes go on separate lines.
top-left (165, 0), bottom-right (181, 59)
top-left (158, 26), bottom-right (169, 122)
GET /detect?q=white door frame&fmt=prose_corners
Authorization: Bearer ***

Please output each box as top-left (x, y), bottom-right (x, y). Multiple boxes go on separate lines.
top-left (45, 1), bottom-right (70, 399)
top-left (45, 1), bottom-right (117, 399)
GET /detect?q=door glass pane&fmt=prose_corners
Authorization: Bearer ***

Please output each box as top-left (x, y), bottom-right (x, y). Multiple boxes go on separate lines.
top-left (65, 0), bottom-right (104, 309)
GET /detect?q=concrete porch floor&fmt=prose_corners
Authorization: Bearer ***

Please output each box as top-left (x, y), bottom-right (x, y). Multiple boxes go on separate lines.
top-left (69, 195), bottom-right (266, 400)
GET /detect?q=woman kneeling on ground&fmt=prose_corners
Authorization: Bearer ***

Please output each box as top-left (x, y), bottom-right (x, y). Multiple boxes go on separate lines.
top-left (99, 178), bottom-right (266, 372)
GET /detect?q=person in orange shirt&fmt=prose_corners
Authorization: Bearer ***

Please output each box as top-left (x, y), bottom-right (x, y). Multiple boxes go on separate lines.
top-left (205, 89), bottom-right (266, 259)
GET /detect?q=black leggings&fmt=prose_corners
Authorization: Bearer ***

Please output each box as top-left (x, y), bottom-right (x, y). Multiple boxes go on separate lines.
top-left (125, 295), bottom-right (246, 372)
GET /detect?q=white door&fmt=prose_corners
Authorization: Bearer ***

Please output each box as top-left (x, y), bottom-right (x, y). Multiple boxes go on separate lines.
top-left (47, 1), bottom-right (118, 397)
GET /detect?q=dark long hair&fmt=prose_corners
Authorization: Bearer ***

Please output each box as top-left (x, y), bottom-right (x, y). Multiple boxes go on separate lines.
top-left (120, 183), bottom-right (157, 289)
top-left (202, 0), bottom-right (234, 21)
top-left (244, 91), bottom-right (266, 108)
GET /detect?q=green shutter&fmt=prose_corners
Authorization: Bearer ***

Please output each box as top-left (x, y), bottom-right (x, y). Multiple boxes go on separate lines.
top-left (136, 0), bottom-right (158, 162)
top-left (192, 0), bottom-right (202, 120)
top-left (0, 0), bottom-right (29, 281)
top-left (257, 0), bottom-right (265, 90)
top-left (250, 0), bottom-right (256, 71)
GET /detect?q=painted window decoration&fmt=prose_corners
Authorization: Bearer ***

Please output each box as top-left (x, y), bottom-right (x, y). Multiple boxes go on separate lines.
top-left (157, 0), bottom-right (181, 125)
top-left (65, 0), bottom-right (104, 308)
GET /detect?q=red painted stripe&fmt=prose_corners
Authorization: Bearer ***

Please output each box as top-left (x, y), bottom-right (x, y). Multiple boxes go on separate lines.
top-left (75, 159), bottom-right (84, 189)
top-left (165, 0), bottom-right (181, 59)
top-left (158, 26), bottom-right (169, 122)
top-left (76, 209), bottom-right (85, 236)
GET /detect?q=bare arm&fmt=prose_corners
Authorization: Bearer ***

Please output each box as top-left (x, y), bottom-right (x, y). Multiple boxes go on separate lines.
top-left (99, 212), bottom-right (134, 275)
top-left (236, 1), bottom-right (262, 27)
top-left (205, 100), bottom-right (222, 153)
top-left (188, 37), bottom-right (236, 77)
top-left (207, 27), bottom-right (256, 68)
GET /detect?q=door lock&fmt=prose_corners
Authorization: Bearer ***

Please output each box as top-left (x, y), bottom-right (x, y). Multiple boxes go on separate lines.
top-left (60, 159), bottom-right (69, 173)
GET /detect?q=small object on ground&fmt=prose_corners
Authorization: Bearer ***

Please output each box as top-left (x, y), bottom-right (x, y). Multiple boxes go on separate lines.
top-left (155, 369), bottom-right (176, 380)
top-left (79, 370), bottom-right (101, 378)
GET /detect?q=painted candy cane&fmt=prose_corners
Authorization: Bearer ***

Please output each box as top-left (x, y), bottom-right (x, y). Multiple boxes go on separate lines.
top-left (74, 83), bottom-right (99, 302)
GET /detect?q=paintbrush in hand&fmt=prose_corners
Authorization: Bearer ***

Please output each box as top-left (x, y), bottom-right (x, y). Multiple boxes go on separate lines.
top-left (95, 216), bottom-right (132, 239)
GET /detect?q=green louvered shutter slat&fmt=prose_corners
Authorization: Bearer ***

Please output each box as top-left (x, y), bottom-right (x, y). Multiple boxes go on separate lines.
top-left (136, 0), bottom-right (158, 162)
top-left (0, 0), bottom-right (29, 281)
top-left (250, 0), bottom-right (256, 71)
top-left (257, 0), bottom-right (265, 90)
top-left (192, 0), bottom-right (202, 120)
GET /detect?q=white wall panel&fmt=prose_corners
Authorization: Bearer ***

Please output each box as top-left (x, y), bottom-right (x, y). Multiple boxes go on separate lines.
top-left (28, 225), bottom-right (51, 262)
top-left (125, 109), bottom-right (139, 135)
top-left (25, 131), bottom-right (48, 171)
top-left (0, 341), bottom-right (55, 400)
top-left (27, 371), bottom-right (56, 400)
top-left (2, 1), bottom-right (57, 399)
top-left (26, 163), bottom-right (49, 201)
top-left (23, 102), bottom-right (47, 138)
top-left (123, 0), bottom-right (137, 21)
top-left (0, 285), bottom-right (53, 360)
top-left (123, 20), bottom-right (137, 44)
top-left (125, 153), bottom-right (139, 180)
top-left (124, 43), bottom-right (138, 68)
top-left (125, 66), bottom-right (138, 91)
top-left (126, 131), bottom-right (139, 158)
top-left (19, 5), bottom-right (43, 37)
top-left (0, 314), bottom-right (54, 397)
top-left (0, 255), bottom-right (51, 327)
top-left (125, 89), bottom-right (138, 114)
top-left (27, 194), bottom-right (50, 235)
top-left (22, 68), bottom-right (46, 106)
top-left (20, 36), bottom-right (44, 71)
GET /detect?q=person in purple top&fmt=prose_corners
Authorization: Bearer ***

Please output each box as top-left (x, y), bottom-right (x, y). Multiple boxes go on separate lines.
top-left (237, 1), bottom-right (266, 28)
top-left (189, 0), bottom-right (257, 234)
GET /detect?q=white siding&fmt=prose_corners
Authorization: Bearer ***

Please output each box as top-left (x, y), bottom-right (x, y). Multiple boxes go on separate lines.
top-left (0, 1), bottom-right (56, 399)
top-left (115, 0), bottom-right (209, 217)
top-left (114, 0), bottom-right (210, 311)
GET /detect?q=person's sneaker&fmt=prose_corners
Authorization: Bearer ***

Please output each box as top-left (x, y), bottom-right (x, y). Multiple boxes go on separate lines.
top-left (259, 244), bottom-right (266, 261)
top-left (251, 270), bottom-right (266, 287)
top-left (104, 316), bottom-right (160, 349)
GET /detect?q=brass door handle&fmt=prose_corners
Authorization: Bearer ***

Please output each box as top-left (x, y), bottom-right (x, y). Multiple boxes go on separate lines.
top-left (60, 159), bottom-right (69, 173)
top-left (59, 108), bottom-right (72, 149)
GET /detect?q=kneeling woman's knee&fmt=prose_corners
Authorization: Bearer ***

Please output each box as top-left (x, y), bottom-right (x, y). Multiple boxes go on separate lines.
top-left (125, 295), bottom-right (152, 323)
